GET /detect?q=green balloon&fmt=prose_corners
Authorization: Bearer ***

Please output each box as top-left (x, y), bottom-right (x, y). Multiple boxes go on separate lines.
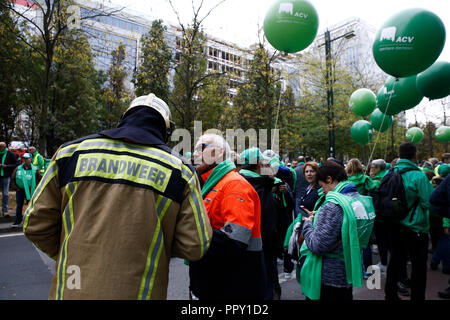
top-left (435, 126), bottom-right (450, 142)
top-left (377, 75), bottom-right (423, 114)
top-left (373, 8), bottom-right (446, 78)
top-left (349, 88), bottom-right (376, 116)
top-left (263, 0), bottom-right (319, 53)
top-left (370, 109), bottom-right (393, 132)
top-left (351, 120), bottom-right (374, 145)
top-left (416, 61), bottom-right (450, 100)
top-left (406, 127), bottom-right (424, 143)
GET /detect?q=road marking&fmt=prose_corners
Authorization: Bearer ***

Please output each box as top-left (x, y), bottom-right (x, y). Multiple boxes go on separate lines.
top-left (0, 232), bottom-right (24, 238)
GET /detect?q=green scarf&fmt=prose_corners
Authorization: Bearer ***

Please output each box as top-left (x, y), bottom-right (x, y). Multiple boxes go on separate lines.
top-left (239, 169), bottom-right (261, 178)
top-left (290, 167), bottom-right (297, 193)
top-left (299, 180), bottom-right (363, 300)
top-left (0, 148), bottom-right (8, 177)
top-left (372, 169), bottom-right (387, 182)
top-left (347, 174), bottom-right (380, 194)
top-left (273, 177), bottom-right (287, 207)
top-left (201, 159), bottom-right (236, 198)
top-left (17, 164), bottom-right (37, 201)
top-left (313, 187), bottom-right (325, 211)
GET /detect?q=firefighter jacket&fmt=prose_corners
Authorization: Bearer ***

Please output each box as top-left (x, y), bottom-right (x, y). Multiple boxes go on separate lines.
top-left (23, 108), bottom-right (212, 300)
top-left (189, 161), bottom-right (267, 300)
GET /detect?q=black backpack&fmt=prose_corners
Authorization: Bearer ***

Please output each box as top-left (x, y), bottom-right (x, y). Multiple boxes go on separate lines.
top-left (374, 167), bottom-right (421, 221)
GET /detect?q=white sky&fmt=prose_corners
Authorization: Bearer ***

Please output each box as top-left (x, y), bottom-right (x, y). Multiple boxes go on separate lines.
top-left (109, 0), bottom-right (450, 125)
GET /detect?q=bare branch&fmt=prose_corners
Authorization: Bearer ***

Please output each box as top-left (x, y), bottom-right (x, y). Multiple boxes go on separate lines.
top-left (197, 0), bottom-right (227, 25)
top-left (167, 0), bottom-right (185, 32)
top-left (0, 2), bottom-right (45, 38)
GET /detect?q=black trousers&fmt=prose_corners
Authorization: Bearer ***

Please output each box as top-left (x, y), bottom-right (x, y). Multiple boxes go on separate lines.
top-left (373, 220), bottom-right (392, 266)
top-left (320, 285), bottom-right (353, 300)
top-left (385, 223), bottom-right (429, 300)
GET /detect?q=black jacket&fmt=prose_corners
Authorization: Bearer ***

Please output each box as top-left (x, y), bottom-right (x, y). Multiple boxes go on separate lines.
top-left (298, 184), bottom-right (321, 214)
top-left (0, 150), bottom-right (18, 178)
top-left (273, 183), bottom-right (295, 254)
top-left (294, 164), bottom-right (309, 216)
top-left (241, 175), bottom-right (279, 255)
top-left (430, 174), bottom-right (450, 219)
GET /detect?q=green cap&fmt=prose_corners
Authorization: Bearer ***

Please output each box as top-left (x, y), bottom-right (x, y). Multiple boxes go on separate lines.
top-left (22, 153), bottom-right (32, 159)
top-left (268, 154), bottom-right (285, 168)
top-left (239, 148), bottom-right (269, 165)
top-left (438, 164), bottom-right (450, 177)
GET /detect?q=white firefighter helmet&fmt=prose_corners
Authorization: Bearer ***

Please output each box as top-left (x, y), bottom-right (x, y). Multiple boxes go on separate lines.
top-left (122, 93), bottom-right (172, 129)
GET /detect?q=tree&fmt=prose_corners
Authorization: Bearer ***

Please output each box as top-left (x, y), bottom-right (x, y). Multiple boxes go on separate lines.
top-left (101, 43), bottom-right (130, 129)
top-left (196, 74), bottom-right (230, 131)
top-left (276, 85), bottom-right (295, 157)
top-left (0, 0), bottom-right (124, 155)
top-left (0, 0), bottom-right (27, 143)
top-left (232, 43), bottom-right (281, 147)
top-left (47, 31), bottom-right (103, 152)
top-left (133, 19), bottom-right (172, 101)
top-left (168, 0), bottom-right (227, 141)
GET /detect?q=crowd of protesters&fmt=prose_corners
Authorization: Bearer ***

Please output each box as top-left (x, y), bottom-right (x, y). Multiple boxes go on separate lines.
top-left (1, 132), bottom-right (450, 300)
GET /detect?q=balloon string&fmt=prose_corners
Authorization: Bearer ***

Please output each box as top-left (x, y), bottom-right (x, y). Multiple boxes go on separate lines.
top-left (272, 83), bottom-right (283, 148)
top-left (367, 80), bottom-right (397, 167)
top-left (384, 130), bottom-right (389, 160)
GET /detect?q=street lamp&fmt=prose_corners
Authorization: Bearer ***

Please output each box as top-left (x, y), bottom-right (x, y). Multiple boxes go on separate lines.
top-left (319, 30), bottom-right (355, 159)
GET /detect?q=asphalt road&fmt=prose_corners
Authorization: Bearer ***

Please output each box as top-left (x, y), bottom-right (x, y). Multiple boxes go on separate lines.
top-left (0, 231), bottom-right (448, 300)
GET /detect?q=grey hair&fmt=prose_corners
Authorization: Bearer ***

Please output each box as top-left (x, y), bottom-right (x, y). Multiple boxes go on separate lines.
top-left (422, 161), bottom-right (433, 169)
top-left (371, 159), bottom-right (386, 170)
top-left (199, 133), bottom-right (231, 159)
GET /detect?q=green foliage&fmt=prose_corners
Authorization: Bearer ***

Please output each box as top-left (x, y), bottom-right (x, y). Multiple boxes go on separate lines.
top-left (170, 25), bottom-right (208, 133)
top-left (0, 0), bottom-right (27, 143)
top-left (233, 44), bottom-right (280, 146)
top-left (196, 74), bottom-right (230, 131)
top-left (416, 121), bottom-right (447, 160)
top-left (101, 43), bottom-right (131, 129)
top-left (133, 19), bottom-right (172, 101)
top-left (47, 31), bottom-right (103, 152)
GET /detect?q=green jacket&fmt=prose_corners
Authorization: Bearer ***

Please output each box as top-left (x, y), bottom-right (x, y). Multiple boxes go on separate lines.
top-left (396, 159), bottom-right (434, 233)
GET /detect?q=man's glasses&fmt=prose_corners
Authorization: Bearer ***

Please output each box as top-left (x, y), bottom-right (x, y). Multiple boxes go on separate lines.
top-left (194, 143), bottom-right (212, 153)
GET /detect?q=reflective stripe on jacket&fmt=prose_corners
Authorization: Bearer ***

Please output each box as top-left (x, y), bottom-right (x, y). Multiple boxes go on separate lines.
top-left (201, 169), bottom-right (262, 250)
top-left (189, 168), bottom-right (266, 300)
top-left (23, 135), bottom-right (212, 300)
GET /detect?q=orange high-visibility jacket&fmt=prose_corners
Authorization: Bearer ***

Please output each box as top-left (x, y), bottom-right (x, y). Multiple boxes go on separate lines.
top-left (189, 167), bottom-right (266, 300)
top-left (201, 168), bottom-right (262, 250)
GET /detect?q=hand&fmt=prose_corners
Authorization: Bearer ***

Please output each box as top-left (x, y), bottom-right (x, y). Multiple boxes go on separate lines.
top-left (279, 184), bottom-right (288, 193)
top-left (0, 164), bottom-right (5, 168)
top-left (302, 207), bottom-right (316, 218)
top-left (444, 228), bottom-right (449, 236)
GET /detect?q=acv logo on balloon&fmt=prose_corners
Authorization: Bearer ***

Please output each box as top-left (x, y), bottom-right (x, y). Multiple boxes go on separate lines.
top-left (278, 3), bottom-right (309, 18)
top-left (380, 27), bottom-right (414, 43)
